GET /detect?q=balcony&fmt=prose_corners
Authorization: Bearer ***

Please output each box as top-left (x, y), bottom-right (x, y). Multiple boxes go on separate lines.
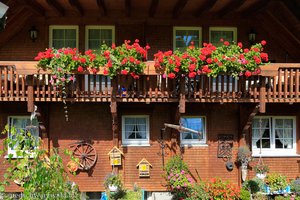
top-left (0, 61), bottom-right (299, 105)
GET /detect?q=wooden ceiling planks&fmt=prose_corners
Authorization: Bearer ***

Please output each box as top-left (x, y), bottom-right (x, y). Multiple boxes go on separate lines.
top-left (46, 0), bottom-right (65, 16)
top-left (68, 0), bottom-right (84, 16)
top-left (96, 0), bottom-right (107, 16)
top-left (148, 0), bottom-right (159, 18)
top-left (216, 0), bottom-right (247, 18)
top-left (172, 0), bottom-right (189, 19)
top-left (194, 0), bottom-right (218, 17)
top-left (125, 0), bottom-right (131, 17)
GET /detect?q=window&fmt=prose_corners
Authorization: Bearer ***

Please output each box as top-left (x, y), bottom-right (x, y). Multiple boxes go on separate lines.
top-left (122, 115), bottom-right (149, 146)
top-left (173, 27), bottom-right (202, 51)
top-left (49, 25), bottom-right (79, 49)
top-left (85, 26), bottom-right (115, 50)
top-left (180, 117), bottom-right (206, 145)
top-left (8, 116), bottom-right (39, 156)
top-left (252, 116), bottom-right (296, 156)
top-left (209, 27), bottom-right (237, 47)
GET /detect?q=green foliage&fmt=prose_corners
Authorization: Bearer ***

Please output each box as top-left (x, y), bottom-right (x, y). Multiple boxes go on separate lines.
top-left (239, 188), bottom-right (251, 200)
top-left (252, 193), bottom-right (268, 200)
top-left (274, 195), bottom-right (292, 200)
top-left (1, 125), bottom-right (80, 200)
top-left (242, 177), bottom-right (265, 194)
top-left (291, 178), bottom-right (300, 195)
top-left (164, 156), bottom-right (193, 199)
top-left (185, 181), bottom-right (209, 200)
top-left (103, 173), bottom-right (123, 189)
top-left (253, 163), bottom-right (269, 174)
top-left (119, 190), bottom-right (142, 200)
top-left (265, 173), bottom-right (288, 193)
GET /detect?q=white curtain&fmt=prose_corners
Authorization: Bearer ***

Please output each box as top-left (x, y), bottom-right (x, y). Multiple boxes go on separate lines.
top-left (125, 118), bottom-right (136, 139)
top-left (252, 118), bottom-right (269, 147)
top-left (136, 118), bottom-right (146, 139)
top-left (275, 119), bottom-right (293, 148)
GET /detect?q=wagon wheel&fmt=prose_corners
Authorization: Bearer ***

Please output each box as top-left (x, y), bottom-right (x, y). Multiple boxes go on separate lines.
top-left (72, 143), bottom-right (97, 171)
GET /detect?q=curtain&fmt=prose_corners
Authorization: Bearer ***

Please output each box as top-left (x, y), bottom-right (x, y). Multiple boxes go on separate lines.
top-left (125, 118), bottom-right (136, 139)
top-left (252, 118), bottom-right (269, 148)
top-left (136, 118), bottom-right (146, 139)
top-left (275, 119), bottom-right (293, 148)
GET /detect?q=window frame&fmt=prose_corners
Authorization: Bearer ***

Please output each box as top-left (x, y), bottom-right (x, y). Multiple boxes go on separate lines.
top-left (7, 116), bottom-right (40, 157)
top-left (49, 25), bottom-right (79, 49)
top-left (180, 116), bottom-right (207, 146)
top-left (122, 115), bottom-right (150, 146)
top-left (173, 26), bottom-right (202, 51)
top-left (209, 27), bottom-right (237, 46)
top-left (85, 25), bottom-right (115, 50)
top-left (252, 116), bottom-right (297, 157)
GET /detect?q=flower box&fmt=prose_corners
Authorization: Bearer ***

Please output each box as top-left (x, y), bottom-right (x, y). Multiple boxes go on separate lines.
top-left (264, 185), bottom-right (291, 194)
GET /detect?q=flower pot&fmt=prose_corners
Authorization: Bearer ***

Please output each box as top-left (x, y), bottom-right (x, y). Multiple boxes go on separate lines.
top-left (108, 185), bottom-right (118, 192)
top-left (256, 173), bottom-right (266, 179)
top-left (241, 165), bottom-right (248, 181)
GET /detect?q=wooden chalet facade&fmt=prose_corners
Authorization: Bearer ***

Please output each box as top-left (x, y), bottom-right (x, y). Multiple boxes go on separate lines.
top-left (0, 0), bottom-right (300, 197)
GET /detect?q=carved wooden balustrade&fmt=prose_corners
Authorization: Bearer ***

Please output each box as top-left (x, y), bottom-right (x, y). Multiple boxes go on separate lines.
top-left (0, 62), bottom-right (299, 105)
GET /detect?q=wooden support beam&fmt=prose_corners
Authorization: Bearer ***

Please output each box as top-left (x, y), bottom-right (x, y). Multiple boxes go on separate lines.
top-left (96, 0), bottom-right (107, 16)
top-left (149, 0), bottom-right (159, 18)
top-left (242, 104), bottom-right (259, 134)
top-left (283, 0), bottom-right (300, 21)
top-left (217, 0), bottom-right (247, 18)
top-left (69, 0), bottom-right (84, 16)
top-left (172, 0), bottom-right (188, 19)
top-left (194, 0), bottom-right (217, 17)
top-left (22, 0), bottom-right (45, 16)
top-left (27, 75), bottom-right (34, 113)
top-left (46, 0), bottom-right (65, 16)
top-left (125, 0), bottom-right (131, 17)
top-left (241, 0), bottom-right (269, 17)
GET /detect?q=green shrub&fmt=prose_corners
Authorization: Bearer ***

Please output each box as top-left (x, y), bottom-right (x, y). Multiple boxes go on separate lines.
top-left (291, 178), bottom-right (300, 195)
top-left (239, 188), bottom-right (251, 200)
top-left (185, 181), bottom-right (209, 200)
top-left (242, 177), bottom-right (265, 194)
top-left (265, 173), bottom-right (288, 192)
top-left (252, 193), bottom-right (268, 200)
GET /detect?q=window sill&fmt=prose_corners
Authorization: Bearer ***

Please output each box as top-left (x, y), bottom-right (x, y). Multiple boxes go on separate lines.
top-left (252, 153), bottom-right (300, 157)
top-left (180, 144), bottom-right (209, 148)
top-left (121, 144), bottom-right (151, 147)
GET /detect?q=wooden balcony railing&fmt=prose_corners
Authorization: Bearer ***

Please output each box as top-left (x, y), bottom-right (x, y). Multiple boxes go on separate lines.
top-left (0, 62), bottom-right (300, 104)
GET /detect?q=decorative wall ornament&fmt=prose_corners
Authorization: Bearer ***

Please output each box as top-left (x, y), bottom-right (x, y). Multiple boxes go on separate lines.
top-left (217, 134), bottom-right (233, 159)
top-left (108, 146), bottom-right (124, 166)
top-left (136, 158), bottom-right (152, 177)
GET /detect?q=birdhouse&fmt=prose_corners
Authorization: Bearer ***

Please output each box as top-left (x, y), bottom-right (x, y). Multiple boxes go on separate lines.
top-left (108, 146), bottom-right (124, 166)
top-left (136, 158), bottom-right (152, 177)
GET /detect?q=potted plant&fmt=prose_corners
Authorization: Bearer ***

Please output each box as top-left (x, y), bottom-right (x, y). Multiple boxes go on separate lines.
top-left (265, 173), bottom-right (289, 194)
top-left (253, 163), bottom-right (269, 179)
top-left (237, 146), bottom-right (252, 181)
top-left (104, 173), bottom-right (122, 192)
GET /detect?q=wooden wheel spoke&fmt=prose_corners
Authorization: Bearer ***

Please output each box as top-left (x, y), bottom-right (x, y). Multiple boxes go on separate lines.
top-left (85, 148), bottom-right (94, 155)
top-left (73, 153), bottom-right (81, 157)
top-left (71, 142), bottom-right (97, 170)
top-left (87, 154), bottom-right (95, 157)
top-left (86, 156), bottom-right (94, 161)
top-left (84, 145), bottom-right (91, 153)
top-left (85, 158), bottom-right (91, 166)
top-left (75, 147), bottom-right (82, 154)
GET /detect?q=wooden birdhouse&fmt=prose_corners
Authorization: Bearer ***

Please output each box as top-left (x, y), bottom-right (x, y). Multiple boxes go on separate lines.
top-left (136, 158), bottom-right (152, 177)
top-left (108, 146), bottom-right (124, 166)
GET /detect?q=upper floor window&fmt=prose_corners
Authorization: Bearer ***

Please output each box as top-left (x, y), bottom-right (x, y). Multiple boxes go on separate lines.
top-left (49, 25), bottom-right (79, 49)
top-left (252, 116), bottom-right (296, 156)
top-left (180, 116), bottom-right (206, 146)
top-left (8, 116), bottom-right (39, 156)
top-left (85, 26), bottom-right (115, 50)
top-left (122, 115), bottom-right (149, 146)
top-left (209, 27), bottom-right (237, 47)
top-left (173, 27), bottom-right (202, 52)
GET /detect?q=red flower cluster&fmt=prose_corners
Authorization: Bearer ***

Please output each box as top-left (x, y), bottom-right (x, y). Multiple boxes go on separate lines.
top-left (154, 40), bottom-right (269, 79)
top-left (205, 178), bottom-right (240, 200)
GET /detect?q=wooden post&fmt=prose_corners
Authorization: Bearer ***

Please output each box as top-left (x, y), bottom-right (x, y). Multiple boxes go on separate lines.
top-left (259, 76), bottom-right (266, 113)
top-left (111, 78), bottom-right (118, 146)
top-left (179, 76), bottom-right (185, 113)
top-left (27, 75), bottom-right (34, 113)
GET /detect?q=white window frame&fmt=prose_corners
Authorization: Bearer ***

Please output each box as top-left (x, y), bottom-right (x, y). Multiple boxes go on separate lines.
top-left (209, 27), bottom-right (237, 45)
top-left (7, 116), bottom-right (39, 157)
top-left (173, 27), bottom-right (202, 51)
top-left (49, 25), bottom-right (79, 49)
top-left (85, 25), bottom-right (115, 50)
top-left (252, 116), bottom-right (297, 157)
top-left (180, 116), bottom-right (207, 146)
top-left (122, 115), bottom-right (150, 146)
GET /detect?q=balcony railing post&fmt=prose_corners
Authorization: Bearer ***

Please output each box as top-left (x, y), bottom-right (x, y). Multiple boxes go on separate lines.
top-left (259, 76), bottom-right (266, 113)
top-left (26, 75), bottom-right (34, 112)
top-left (179, 76), bottom-right (185, 113)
